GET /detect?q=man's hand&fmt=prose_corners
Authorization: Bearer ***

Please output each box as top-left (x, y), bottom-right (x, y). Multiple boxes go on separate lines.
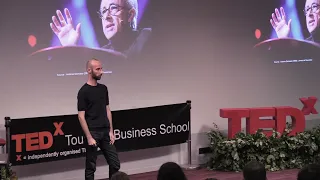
top-left (87, 137), bottom-right (97, 146)
top-left (270, 7), bottom-right (292, 38)
top-left (109, 130), bottom-right (115, 144)
top-left (50, 8), bottom-right (81, 46)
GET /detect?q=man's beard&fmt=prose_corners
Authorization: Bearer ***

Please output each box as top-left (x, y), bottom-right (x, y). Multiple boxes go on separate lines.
top-left (92, 74), bottom-right (102, 80)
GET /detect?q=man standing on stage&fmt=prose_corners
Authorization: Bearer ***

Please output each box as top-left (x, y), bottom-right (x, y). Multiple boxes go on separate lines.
top-left (77, 58), bottom-right (120, 180)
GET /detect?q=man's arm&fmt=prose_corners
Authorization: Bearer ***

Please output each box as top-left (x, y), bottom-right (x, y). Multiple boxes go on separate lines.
top-left (105, 86), bottom-right (115, 144)
top-left (78, 111), bottom-right (92, 139)
top-left (106, 105), bottom-right (113, 132)
top-left (105, 85), bottom-right (113, 132)
top-left (77, 89), bottom-right (92, 139)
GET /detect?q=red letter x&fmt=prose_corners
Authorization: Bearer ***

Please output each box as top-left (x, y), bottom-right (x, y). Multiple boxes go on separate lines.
top-left (300, 97), bottom-right (318, 115)
top-left (16, 155), bottom-right (21, 161)
top-left (53, 122), bottom-right (64, 136)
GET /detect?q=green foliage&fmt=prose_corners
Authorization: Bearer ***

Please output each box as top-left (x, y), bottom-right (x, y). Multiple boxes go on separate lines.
top-left (207, 123), bottom-right (320, 172)
top-left (0, 164), bottom-right (17, 180)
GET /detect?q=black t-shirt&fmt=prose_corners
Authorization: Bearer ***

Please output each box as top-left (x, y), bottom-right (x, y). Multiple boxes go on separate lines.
top-left (77, 83), bottom-right (110, 130)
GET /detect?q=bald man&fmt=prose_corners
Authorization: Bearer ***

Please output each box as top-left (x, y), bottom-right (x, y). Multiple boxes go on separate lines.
top-left (77, 58), bottom-right (120, 180)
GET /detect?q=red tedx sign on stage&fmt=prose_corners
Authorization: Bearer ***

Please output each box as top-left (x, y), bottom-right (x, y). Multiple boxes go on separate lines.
top-left (220, 97), bottom-right (318, 138)
top-left (12, 122), bottom-right (64, 153)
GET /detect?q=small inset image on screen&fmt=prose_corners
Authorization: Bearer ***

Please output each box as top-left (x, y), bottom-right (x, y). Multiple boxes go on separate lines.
top-left (253, 0), bottom-right (320, 65)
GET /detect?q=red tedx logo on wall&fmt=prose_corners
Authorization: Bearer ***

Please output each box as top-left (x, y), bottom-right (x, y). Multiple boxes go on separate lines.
top-left (220, 97), bottom-right (318, 138)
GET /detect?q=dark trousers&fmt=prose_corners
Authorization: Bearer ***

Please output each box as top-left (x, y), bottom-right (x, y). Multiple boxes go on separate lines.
top-left (85, 129), bottom-right (120, 180)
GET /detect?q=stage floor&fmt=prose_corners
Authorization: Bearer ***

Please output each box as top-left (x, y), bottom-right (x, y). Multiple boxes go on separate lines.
top-left (101, 168), bottom-right (299, 180)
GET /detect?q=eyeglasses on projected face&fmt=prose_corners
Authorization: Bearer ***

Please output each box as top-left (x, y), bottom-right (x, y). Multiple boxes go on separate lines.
top-left (97, 3), bottom-right (125, 19)
top-left (303, 3), bottom-right (320, 16)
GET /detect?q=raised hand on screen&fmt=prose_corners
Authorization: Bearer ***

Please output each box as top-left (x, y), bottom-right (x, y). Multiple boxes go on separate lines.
top-left (50, 8), bottom-right (81, 46)
top-left (270, 7), bottom-right (292, 38)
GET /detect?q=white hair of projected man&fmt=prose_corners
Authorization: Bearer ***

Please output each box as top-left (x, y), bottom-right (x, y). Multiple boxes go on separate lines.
top-left (125, 0), bottom-right (138, 30)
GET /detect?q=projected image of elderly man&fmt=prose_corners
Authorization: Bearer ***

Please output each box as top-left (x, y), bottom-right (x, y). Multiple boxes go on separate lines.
top-left (270, 0), bottom-right (320, 42)
top-left (49, 0), bottom-right (151, 58)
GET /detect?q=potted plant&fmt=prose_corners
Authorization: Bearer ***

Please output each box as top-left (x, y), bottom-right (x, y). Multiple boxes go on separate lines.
top-left (207, 122), bottom-right (320, 172)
